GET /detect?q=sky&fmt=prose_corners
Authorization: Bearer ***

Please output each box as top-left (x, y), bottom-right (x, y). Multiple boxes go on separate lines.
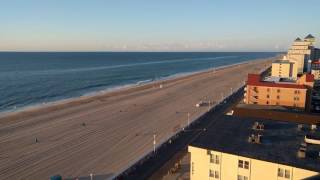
top-left (0, 0), bottom-right (319, 52)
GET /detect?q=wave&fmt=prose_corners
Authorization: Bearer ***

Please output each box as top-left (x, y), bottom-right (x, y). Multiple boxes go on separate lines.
top-left (0, 55), bottom-right (237, 77)
top-left (0, 57), bottom-right (260, 117)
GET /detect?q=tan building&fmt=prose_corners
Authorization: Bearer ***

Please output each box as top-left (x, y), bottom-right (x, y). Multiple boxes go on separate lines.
top-left (271, 59), bottom-right (295, 79)
top-left (287, 35), bottom-right (315, 74)
top-left (311, 60), bottom-right (320, 80)
top-left (188, 115), bottom-right (320, 180)
top-left (244, 73), bottom-right (314, 110)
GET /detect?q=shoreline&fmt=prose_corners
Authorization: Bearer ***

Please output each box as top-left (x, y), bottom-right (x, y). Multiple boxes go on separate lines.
top-left (0, 56), bottom-right (276, 179)
top-left (0, 56), bottom-right (278, 119)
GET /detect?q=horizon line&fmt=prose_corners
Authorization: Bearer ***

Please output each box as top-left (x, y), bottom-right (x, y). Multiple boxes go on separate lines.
top-left (0, 50), bottom-right (284, 53)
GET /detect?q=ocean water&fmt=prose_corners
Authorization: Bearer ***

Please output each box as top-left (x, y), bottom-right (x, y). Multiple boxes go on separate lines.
top-left (0, 52), bottom-right (279, 113)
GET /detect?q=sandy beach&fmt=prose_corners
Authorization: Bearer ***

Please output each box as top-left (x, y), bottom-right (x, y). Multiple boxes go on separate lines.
top-left (0, 57), bottom-right (275, 179)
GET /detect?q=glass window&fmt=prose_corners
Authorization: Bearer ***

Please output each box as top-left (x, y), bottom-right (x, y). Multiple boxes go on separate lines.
top-left (278, 168), bottom-right (284, 177)
top-left (285, 169), bottom-right (290, 179)
top-left (244, 161), bottom-right (249, 169)
top-left (277, 89), bottom-right (281, 93)
top-left (215, 170), bottom-right (219, 179)
top-left (215, 155), bottom-right (219, 164)
top-left (237, 175), bottom-right (248, 180)
top-left (238, 160), bottom-right (244, 168)
top-left (209, 169), bottom-right (214, 177)
top-left (210, 154), bottom-right (214, 163)
top-left (210, 154), bottom-right (219, 164)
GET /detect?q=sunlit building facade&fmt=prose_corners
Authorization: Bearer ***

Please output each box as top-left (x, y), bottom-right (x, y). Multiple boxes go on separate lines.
top-left (188, 116), bottom-right (320, 180)
top-left (244, 74), bottom-right (313, 110)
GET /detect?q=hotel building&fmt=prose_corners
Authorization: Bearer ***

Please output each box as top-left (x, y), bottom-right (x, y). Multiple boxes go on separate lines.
top-left (244, 73), bottom-right (314, 110)
top-left (188, 115), bottom-right (320, 180)
top-left (271, 58), bottom-right (296, 79)
top-left (287, 35), bottom-right (315, 74)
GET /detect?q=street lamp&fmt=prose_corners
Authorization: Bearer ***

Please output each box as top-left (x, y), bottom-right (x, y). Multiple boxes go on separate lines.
top-left (153, 134), bottom-right (156, 154)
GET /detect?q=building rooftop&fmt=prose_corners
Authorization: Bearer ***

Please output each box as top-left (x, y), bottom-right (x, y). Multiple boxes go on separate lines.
top-left (247, 74), bottom-right (307, 89)
top-left (295, 37), bottom-right (302, 42)
top-left (305, 34), bottom-right (315, 39)
top-left (273, 60), bottom-right (293, 64)
top-left (190, 115), bottom-right (320, 172)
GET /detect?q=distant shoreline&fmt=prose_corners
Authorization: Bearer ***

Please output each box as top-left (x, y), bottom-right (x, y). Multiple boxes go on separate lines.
top-left (0, 55), bottom-right (279, 119)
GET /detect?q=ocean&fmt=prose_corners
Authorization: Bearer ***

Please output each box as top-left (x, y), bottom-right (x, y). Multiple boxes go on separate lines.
top-left (0, 52), bottom-right (279, 113)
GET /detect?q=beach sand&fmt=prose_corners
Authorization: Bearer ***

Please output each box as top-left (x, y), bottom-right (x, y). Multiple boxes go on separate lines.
top-left (0, 57), bottom-right (275, 179)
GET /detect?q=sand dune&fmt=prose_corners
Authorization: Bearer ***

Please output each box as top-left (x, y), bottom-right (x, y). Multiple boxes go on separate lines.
top-left (0, 58), bottom-right (274, 179)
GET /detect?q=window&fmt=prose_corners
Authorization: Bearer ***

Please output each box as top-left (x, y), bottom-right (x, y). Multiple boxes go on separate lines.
top-left (278, 168), bottom-right (284, 177)
top-left (238, 175), bottom-right (248, 180)
top-left (285, 169), bottom-right (290, 179)
top-left (266, 101), bottom-right (269, 105)
top-left (276, 102), bottom-right (279, 105)
top-left (294, 97), bottom-right (299, 101)
top-left (267, 88), bottom-right (270, 92)
top-left (210, 154), bottom-right (219, 164)
top-left (266, 94), bottom-right (270, 98)
top-left (277, 89), bottom-right (281, 93)
top-left (244, 161), bottom-right (249, 169)
top-left (277, 95), bottom-right (280, 99)
top-left (238, 160), bottom-right (243, 168)
top-left (238, 160), bottom-right (249, 169)
top-left (214, 170), bottom-right (219, 179)
top-left (209, 169), bottom-right (214, 177)
top-left (209, 170), bottom-right (219, 179)
top-left (294, 90), bottom-right (300, 94)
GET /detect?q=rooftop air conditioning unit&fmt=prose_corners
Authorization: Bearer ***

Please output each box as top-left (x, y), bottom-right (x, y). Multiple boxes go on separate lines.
top-left (248, 134), bottom-right (262, 144)
top-left (297, 148), bottom-right (306, 158)
top-left (252, 122), bottom-right (264, 130)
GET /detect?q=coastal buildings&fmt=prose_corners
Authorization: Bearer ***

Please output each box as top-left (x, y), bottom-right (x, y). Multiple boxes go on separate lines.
top-left (243, 73), bottom-right (314, 110)
top-left (188, 116), bottom-right (320, 180)
top-left (312, 60), bottom-right (320, 80)
top-left (186, 34), bottom-right (320, 180)
top-left (271, 58), bottom-right (295, 78)
top-left (287, 35), bottom-right (315, 74)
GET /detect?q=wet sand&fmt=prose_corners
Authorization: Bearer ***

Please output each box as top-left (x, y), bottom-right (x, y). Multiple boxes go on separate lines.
top-left (0, 57), bottom-right (275, 179)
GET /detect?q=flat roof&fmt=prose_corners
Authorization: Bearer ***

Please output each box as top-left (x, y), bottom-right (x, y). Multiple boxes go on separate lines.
top-left (190, 115), bottom-right (320, 172)
top-left (273, 60), bottom-right (293, 64)
top-left (247, 74), bottom-right (307, 89)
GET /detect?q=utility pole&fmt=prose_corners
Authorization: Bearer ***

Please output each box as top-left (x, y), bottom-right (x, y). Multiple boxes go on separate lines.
top-left (153, 134), bottom-right (156, 154)
top-left (187, 112), bottom-right (190, 127)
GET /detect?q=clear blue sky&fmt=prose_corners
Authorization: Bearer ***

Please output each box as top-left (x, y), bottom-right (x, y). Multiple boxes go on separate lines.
top-left (0, 0), bottom-right (319, 52)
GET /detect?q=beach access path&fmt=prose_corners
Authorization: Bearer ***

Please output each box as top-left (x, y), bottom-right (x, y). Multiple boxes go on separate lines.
top-left (0, 57), bottom-right (274, 179)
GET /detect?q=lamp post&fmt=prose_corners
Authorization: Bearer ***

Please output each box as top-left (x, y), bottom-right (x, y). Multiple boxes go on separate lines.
top-left (153, 133), bottom-right (156, 154)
